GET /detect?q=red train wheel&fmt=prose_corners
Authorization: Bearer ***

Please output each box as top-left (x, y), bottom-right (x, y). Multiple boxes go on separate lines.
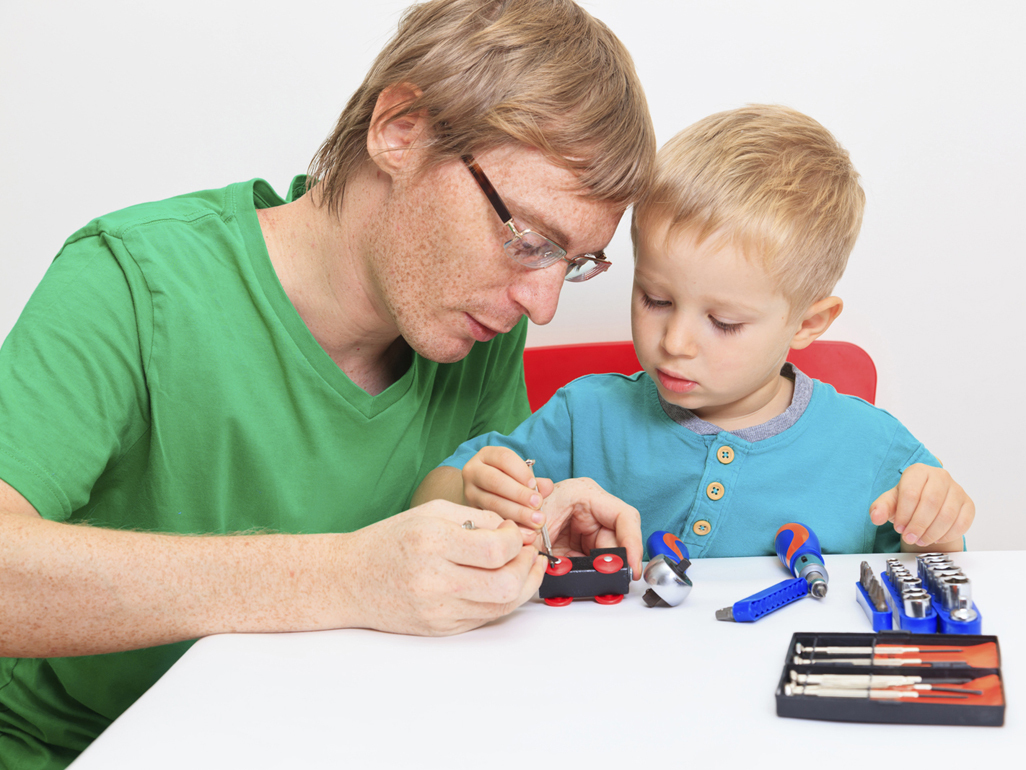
top-left (544, 596), bottom-right (573, 607)
top-left (546, 557), bottom-right (572, 576)
top-left (593, 553), bottom-right (624, 574)
top-left (594, 594), bottom-right (624, 605)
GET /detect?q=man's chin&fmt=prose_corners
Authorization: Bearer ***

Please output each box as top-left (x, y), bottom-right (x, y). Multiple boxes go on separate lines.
top-left (407, 335), bottom-right (476, 364)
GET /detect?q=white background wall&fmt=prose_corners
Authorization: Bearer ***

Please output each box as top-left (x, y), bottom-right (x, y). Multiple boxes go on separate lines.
top-left (2, 1), bottom-right (1023, 549)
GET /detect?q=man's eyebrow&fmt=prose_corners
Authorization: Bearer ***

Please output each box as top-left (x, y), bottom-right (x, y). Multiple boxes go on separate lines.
top-left (505, 195), bottom-right (572, 249)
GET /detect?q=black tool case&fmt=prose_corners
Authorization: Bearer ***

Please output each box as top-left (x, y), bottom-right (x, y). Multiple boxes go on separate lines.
top-left (775, 632), bottom-right (1004, 726)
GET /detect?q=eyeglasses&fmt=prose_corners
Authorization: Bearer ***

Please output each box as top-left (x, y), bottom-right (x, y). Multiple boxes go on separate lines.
top-left (462, 155), bottom-right (611, 282)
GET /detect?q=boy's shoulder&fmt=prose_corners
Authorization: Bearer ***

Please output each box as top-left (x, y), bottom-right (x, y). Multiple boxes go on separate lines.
top-left (561, 369), bottom-right (649, 395)
top-left (805, 376), bottom-right (915, 438)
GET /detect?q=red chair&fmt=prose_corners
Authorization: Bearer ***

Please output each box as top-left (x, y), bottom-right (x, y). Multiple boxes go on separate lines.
top-left (522, 339), bottom-right (876, 412)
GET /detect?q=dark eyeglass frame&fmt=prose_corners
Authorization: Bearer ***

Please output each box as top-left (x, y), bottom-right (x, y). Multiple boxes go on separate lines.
top-left (461, 155), bottom-right (611, 282)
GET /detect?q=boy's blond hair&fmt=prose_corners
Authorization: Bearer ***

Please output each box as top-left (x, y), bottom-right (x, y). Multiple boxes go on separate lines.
top-left (310, 0), bottom-right (655, 212)
top-left (633, 105), bottom-right (864, 316)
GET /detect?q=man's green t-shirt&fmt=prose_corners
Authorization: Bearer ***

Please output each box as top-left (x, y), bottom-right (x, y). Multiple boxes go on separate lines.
top-left (0, 178), bottom-right (531, 767)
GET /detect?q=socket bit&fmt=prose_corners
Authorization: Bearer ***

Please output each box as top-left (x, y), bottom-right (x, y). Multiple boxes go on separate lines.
top-left (884, 559), bottom-right (903, 581)
top-left (897, 576), bottom-right (923, 594)
top-left (940, 575), bottom-right (972, 611)
top-left (928, 567), bottom-right (964, 594)
top-left (917, 555), bottom-right (950, 581)
top-left (903, 590), bottom-right (932, 618)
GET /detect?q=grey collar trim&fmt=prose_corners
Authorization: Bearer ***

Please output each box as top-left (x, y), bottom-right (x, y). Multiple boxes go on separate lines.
top-left (659, 363), bottom-right (812, 441)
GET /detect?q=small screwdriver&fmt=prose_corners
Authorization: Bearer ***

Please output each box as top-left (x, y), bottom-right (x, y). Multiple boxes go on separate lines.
top-left (525, 459), bottom-right (555, 563)
top-left (716, 523), bottom-right (828, 622)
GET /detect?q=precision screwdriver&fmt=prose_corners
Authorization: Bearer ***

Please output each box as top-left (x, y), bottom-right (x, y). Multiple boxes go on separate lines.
top-left (793, 656), bottom-right (972, 668)
top-left (789, 672), bottom-right (982, 695)
top-left (784, 684), bottom-right (967, 700)
top-left (525, 459), bottom-right (555, 564)
top-left (794, 643), bottom-right (963, 655)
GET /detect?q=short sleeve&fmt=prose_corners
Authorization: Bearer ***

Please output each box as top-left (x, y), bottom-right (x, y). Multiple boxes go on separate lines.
top-left (440, 386), bottom-right (575, 482)
top-left (0, 234), bottom-right (151, 520)
top-left (869, 427), bottom-right (941, 552)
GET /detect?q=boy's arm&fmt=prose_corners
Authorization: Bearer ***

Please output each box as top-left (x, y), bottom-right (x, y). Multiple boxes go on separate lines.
top-left (413, 450), bottom-right (553, 538)
top-left (870, 463), bottom-right (974, 552)
top-left (412, 466), bottom-right (466, 506)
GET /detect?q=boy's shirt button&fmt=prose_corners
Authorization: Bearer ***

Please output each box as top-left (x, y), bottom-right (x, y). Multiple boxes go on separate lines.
top-left (716, 446), bottom-right (735, 464)
top-left (706, 482), bottom-right (725, 500)
top-left (693, 520), bottom-right (712, 536)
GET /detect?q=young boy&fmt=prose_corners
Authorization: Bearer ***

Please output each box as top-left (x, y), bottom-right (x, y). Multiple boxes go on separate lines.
top-left (414, 105), bottom-right (974, 561)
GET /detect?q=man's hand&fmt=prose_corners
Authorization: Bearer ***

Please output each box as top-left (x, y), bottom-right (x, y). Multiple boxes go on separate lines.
top-left (538, 478), bottom-right (643, 579)
top-left (869, 463), bottom-right (974, 552)
top-left (343, 500), bottom-right (548, 636)
top-left (461, 446), bottom-right (555, 536)
top-left (0, 479), bottom-right (546, 657)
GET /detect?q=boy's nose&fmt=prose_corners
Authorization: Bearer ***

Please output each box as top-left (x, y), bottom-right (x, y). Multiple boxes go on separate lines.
top-left (663, 318), bottom-right (698, 358)
top-left (509, 264), bottom-right (565, 326)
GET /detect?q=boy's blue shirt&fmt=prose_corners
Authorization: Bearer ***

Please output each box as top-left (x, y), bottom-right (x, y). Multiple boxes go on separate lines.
top-left (440, 370), bottom-right (939, 557)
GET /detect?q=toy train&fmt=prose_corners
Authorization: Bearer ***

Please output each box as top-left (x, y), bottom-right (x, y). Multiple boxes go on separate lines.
top-left (538, 547), bottom-right (631, 606)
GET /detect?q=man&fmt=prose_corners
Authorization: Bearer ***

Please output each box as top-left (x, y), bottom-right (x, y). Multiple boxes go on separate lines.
top-left (0, 0), bottom-right (654, 765)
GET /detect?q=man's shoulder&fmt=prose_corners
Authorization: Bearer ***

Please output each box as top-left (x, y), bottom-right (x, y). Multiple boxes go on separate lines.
top-left (65, 179), bottom-right (269, 243)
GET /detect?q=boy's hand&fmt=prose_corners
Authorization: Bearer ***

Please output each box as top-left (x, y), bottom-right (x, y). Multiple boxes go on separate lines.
top-left (461, 447), bottom-right (555, 537)
top-left (539, 478), bottom-right (643, 579)
top-left (869, 464), bottom-right (974, 551)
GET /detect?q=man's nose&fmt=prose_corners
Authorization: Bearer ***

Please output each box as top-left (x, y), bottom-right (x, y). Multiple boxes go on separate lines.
top-left (510, 264), bottom-right (565, 326)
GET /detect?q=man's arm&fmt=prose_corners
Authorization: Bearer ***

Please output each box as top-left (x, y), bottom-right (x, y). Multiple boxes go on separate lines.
top-left (0, 478), bottom-right (547, 658)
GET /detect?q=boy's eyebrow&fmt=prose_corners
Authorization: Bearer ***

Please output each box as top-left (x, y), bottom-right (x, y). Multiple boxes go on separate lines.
top-left (706, 297), bottom-right (764, 317)
top-left (634, 268), bottom-right (766, 316)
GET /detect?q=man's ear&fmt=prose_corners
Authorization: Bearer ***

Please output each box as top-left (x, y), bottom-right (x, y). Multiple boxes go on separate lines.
top-left (366, 83), bottom-right (429, 177)
top-left (790, 296), bottom-right (843, 351)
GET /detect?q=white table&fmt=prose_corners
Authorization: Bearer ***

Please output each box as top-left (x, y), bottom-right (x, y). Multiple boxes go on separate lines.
top-left (71, 552), bottom-right (1022, 768)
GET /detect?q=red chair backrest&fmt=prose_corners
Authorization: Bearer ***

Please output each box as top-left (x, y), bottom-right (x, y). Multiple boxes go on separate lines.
top-left (522, 339), bottom-right (876, 412)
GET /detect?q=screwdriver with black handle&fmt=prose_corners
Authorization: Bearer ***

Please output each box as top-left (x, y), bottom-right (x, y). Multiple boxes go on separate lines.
top-left (716, 522), bottom-right (829, 622)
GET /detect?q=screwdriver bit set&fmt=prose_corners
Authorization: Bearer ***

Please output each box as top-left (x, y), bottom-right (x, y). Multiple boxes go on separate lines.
top-left (856, 553), bottom-right (982, 634)
top-left (776, 632), bottom-right (1005, 725)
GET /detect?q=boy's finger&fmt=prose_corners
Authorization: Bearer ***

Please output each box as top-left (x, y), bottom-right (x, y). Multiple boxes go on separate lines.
top-left (897, 472), bottom-right (950, 544)
top-left (869, 487), bottom-right (897, 525)
top-left (481, 447), bottom-right (543, 491)
top-left (918, 495), bottom-right (975, 547)
top-left (466, 488), bottom-right (545, 532)
top-left (470, 462), bottom-right (544, 514)
top-left (535, 477), bottom-right (555, 498)
top-left (891, 469), bottom-right (928, 533)
top-left (913, 490), bottom-right (962, 545)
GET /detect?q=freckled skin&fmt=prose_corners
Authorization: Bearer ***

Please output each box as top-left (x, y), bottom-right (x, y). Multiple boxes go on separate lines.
top-left (367, 145), bottom-right (623, 365)
top-left (0, 144), bottom-right (626, 658)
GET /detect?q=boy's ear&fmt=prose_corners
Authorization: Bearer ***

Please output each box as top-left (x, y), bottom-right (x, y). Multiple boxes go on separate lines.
top-left (790, 296), bottom-right (843, 351)
top-left (366, 83), bottom-right (429, 177)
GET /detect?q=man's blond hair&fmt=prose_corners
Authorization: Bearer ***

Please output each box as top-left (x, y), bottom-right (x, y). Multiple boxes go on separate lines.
top-left (633, 105), bottom-right (865, 315)
top-left (310, 0), bottom-right (655, 211)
